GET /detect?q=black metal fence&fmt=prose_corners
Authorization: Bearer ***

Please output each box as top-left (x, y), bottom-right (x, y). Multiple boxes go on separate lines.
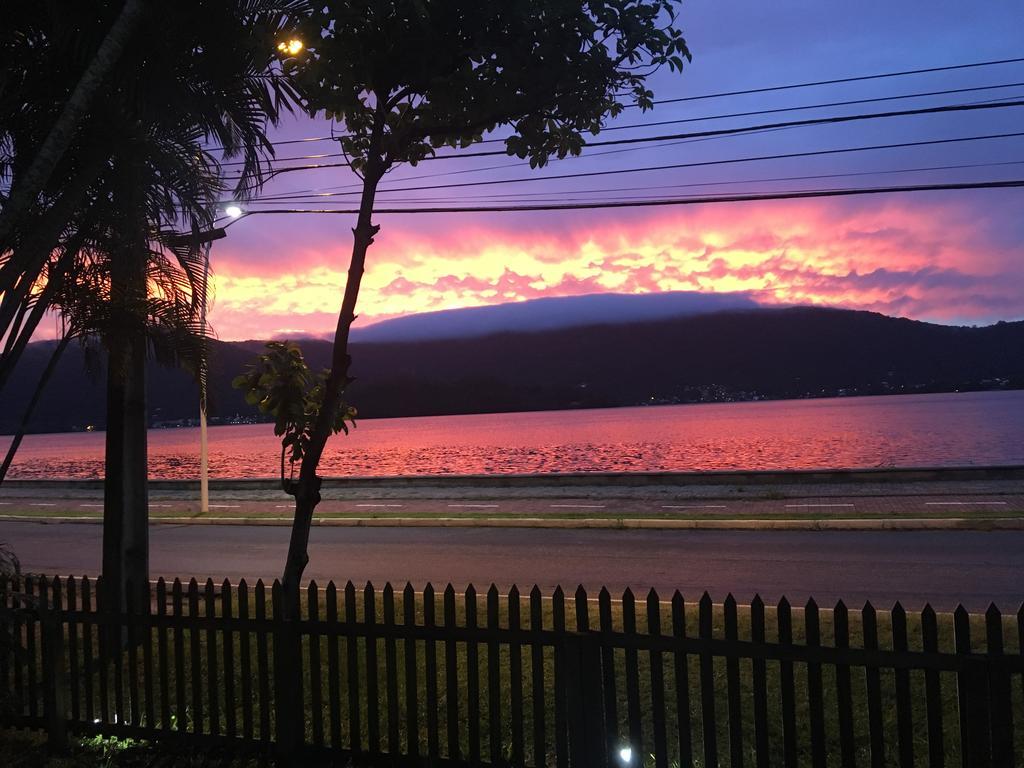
top-left (2, 574), bottom-right (1023, 766)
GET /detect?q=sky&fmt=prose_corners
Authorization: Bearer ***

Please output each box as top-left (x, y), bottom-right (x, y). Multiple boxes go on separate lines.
top-left (204, 0), bottom-right (1024, 341)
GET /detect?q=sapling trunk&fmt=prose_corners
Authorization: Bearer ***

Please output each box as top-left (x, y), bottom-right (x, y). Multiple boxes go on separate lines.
top-left (280, 130), bottom-right (387, 622)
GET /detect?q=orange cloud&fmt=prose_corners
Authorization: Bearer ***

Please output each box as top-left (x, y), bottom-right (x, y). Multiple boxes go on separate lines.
top-left (204, 194), bottom-right (1024, 339)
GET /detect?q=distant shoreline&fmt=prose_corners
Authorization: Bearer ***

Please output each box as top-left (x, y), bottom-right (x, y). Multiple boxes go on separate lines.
top-left (2, 385), bottom-right (1021, 438)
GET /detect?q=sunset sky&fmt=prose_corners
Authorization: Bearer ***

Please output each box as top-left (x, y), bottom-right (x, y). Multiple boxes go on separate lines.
top-left (206, 0), bottom-right (1024, 341)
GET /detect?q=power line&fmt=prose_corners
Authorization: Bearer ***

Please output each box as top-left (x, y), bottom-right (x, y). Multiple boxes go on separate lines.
top-left (211, 56), bottom-right (1024, 152)
top-left (221, 91), bottom-right (1024, 167)
top-left (638, 56), bottom-right (1024, 106)
top-left (238, 159), bottom-right (1024, 205)
top-left (240, 130), bottom-right (1024, 200)
top-left (225, 178), bottom-right (1024, 216)
top-left (492, 81), bottom-right (1024, 138)
top-left (417, 98), bottom-right (1024, 160)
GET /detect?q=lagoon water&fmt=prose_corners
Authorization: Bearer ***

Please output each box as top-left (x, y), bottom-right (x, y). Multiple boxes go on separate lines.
top-left (2, 390), bottom-right (1022, 479)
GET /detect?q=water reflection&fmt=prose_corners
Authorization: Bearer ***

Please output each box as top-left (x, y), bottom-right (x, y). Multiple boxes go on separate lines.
top-left (3, 391), bottom-right (1022, 479)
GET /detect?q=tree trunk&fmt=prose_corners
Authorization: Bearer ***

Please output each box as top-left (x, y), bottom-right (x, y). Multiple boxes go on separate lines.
top-left (101, 165), bottom-right (149, 623)
top-left (0, 334), bottom-right (71, 483)
top-left (0, 0), bottom-right (144, 251)
top-left (280, 154), bottom-right (385, 617)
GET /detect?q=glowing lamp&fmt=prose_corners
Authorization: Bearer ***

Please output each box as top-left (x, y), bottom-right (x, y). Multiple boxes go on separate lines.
top-left (277, 38), bottom-right (304, 56)
top-left (225, 204), bottom-right (243, 219)
top-left (618, 747), bottom-right (633, 764)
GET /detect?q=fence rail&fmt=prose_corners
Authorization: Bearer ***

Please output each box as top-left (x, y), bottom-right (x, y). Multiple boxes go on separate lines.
top-left (2, 574), bottom-right (1023, 767)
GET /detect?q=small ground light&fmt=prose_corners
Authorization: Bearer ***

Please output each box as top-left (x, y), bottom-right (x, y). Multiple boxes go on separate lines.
top-left (618, 746), bottom-right (633, 764)
top-left (225, 204), bottom-right (243, 219)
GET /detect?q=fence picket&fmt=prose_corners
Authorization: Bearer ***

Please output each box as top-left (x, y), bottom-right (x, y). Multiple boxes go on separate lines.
top-left (187, 579), bottom-right (202, 733)
top-left (141, 579), bottom-right (154, 730)
top-left (445, 584), bottom-right (460, 762)
top-left (487, 584), bottom-right (502, 765)
top-left (307, 581), bottom-right (324, 748)
top-left (126, 578), bottom-right (140, 727)
top-left (156, 579), bottom-right (170, 732)
top-left (343, 581), bottom-right (359, 755)
top-left (238, 579), bottom-right (253, 743)
top-left (530, 585), bottom-right (547, 768)
top-left (724, 594), bottom-right (744, 768)
top-left (750, 595), bottom-right (770, 768)
top-left (25, 576), bottom-right (39, 719)
top-left (920, 604), bottom-right (944, 768)
top-left (599, 587), bottom-right (620, 763)
top-left (552, 586), bottom-right (569, 768)
top-left (509, 585), bottom-right (524, 766)
top-left (254, 580), bottom-right (270, 746)
top-left (404, 583), bottom-right (420, 760)
top-left (891, 602), bottom-right (914, 768)
top-left (221, 579), bottom-right (235, 739)
top-left (467, 584), bottom-right (482, 766)
top-left (65, 576), bottom-right (80, 725)
top-left (671, 591), bottom-right (693, 768)
top-left (81, 576), bottom-right (95, 725)
top-left (648, 589), bottom-right (669, 768)
top-left (364, 583), bottom-right (381, 757)
top-left (833, 600), bottom-right (856, 768)
top-left (383, 583), bottom-right (400, 758)
top-left (0, 575), bottom-right (9, 707)
top-left (955, 604), bottom-right (990, 768)
top-left (863, 601), bottom-right (885, 768)
top-left (777, 596), bottom-right (797, 768)
top-left (805, 598), bottom-right (826, 768)
top-left (424, 584), bottom-right (441, 763)
top-left (623, 588), bottom-right (643, 756)
top-left (325, 581), bottom-right (341, 751)
top-left (172, 579), bottom-right (186, 733)
top-left (699, 592), bottom-right (719, 768)
top-left (985, 604), bottom-right (1013, 767)
top-left (203, 579), bottom-right (219, 736)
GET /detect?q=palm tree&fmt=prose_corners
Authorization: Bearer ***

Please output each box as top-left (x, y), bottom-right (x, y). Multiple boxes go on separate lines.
top-left (1, 0), bottom-right (309, 614)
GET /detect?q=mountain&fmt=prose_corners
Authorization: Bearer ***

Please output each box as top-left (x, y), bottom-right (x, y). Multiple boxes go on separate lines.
top-left (2, 306), bottom-right (1023, 434)
top-left (351, 290), bottom-right (761, 342)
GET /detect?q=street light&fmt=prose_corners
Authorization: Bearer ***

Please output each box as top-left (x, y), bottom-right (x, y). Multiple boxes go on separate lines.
top-left (277, 38), bottom-right (304, 56)
top-left (224, 204), bottom-right (244, 219)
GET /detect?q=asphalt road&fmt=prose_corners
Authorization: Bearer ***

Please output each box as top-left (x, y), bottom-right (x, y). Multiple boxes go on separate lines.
top-left (4, 521), bottom-right (1022, 610)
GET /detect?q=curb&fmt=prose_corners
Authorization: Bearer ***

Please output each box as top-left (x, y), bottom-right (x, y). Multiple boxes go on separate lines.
top-left (3, 514), bottom-right (1024, 531)
top-left (3, 464), bottom-right (1023, 492)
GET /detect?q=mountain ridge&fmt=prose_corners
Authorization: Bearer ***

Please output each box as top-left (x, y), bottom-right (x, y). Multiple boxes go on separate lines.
top-left (3, 306), bottom-right (1022, 434)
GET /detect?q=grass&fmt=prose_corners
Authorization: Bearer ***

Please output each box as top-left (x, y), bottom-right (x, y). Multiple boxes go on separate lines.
top-left (5, 584), bottom-right (1024, 767)
top-left (0, 730), bottom-right (261, 767)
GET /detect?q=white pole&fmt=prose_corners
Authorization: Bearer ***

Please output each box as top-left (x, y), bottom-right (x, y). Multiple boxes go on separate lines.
top-left (199, 402), bottom-right (209, 513)
top-left (199, 245), bottom-right (210, 515)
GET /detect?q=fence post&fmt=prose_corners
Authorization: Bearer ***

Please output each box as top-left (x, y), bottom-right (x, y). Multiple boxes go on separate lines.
top-left (560, 632), bottom-right (607, 767)
top-left (40, 588), bottom-right (69, 754)
top-left (272, 580), bottom-right (302, 764)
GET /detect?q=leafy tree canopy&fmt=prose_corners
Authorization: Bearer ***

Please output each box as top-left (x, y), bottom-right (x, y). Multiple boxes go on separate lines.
top-left (293, 0), bottom-right (690, 171)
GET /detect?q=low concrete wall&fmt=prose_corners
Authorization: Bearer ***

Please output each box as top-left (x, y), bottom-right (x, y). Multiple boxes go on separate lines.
top-left (3, 464), bottom-right (1023, 493)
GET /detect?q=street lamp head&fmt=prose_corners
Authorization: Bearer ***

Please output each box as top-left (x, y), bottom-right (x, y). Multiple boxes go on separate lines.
top-left (225, 204), bottom-right (244, 219)
top-left (277, 38), bottom-right (304, 56)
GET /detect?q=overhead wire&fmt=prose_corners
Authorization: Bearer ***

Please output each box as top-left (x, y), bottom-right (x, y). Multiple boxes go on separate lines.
top-left (237, 159), bottom-right (1024, 206)
top-left (219, 90), bottom-right (1024, 167)
top-left (233, 130), bottom-right (1024, 201)
top-left (222, 178), bottom-right (1024, 217)
top-left (210, 55), bottom-right (1024, 152)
